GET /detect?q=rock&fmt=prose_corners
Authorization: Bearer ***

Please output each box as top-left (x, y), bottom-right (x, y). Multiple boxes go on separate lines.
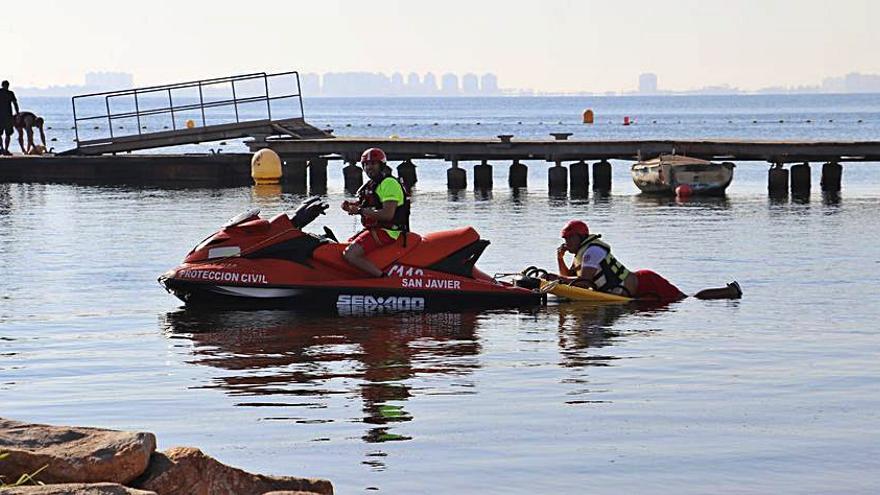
top-left (0, 482), bottom-right (157, 494)
top-left (0, 418), bottom-right (156, 485)
top-left (132, 447), bottom-right (333, 495)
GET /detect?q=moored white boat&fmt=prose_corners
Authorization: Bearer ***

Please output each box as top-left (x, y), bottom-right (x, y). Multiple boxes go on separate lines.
top-left (631, 154), bottom-right (735, 195)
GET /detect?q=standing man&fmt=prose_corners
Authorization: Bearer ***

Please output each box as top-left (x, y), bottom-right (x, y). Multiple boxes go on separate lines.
top-left (0, 81), bottom-right (19, 156)
top-left (341, 147), bottom-right (411, 277)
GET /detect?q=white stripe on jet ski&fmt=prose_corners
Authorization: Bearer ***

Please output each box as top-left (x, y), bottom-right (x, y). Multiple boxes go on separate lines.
top-left (212, 286), bottom-right (302, 298)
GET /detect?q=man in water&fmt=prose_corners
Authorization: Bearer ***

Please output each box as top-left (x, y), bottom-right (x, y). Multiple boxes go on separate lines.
top-left (340, 147), bottom-right (411, 277)
top-left (549, 220), bottom-right (741, 301)
top-left (14, 111), bottom-right (47, 155)
top-left (0, 81), bottom-right (19, 156)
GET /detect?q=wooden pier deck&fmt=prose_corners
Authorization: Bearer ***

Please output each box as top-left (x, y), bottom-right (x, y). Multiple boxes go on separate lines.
top-left (250, 136), bottom-right (880, 164)
top-left (1, 137), bottom-right (877, 193)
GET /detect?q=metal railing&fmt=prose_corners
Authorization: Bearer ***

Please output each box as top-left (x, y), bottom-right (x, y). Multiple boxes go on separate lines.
top-left (71, 71), bottom-right (305, 145)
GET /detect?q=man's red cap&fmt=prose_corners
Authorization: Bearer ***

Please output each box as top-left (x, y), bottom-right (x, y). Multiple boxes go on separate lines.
top-left (561, 220), bottom-right (589, 238)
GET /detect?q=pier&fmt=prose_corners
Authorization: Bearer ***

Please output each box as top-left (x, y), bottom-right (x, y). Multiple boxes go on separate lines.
top-left (2, 136), bottom-right (879, 195)
top-left (247, 136), bottom-right (880, 194)
top-left (1, 69), bottom-right (878, 195)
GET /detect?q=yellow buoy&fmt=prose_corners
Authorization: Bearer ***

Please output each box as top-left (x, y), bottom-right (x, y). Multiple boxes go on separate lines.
top-left (251, 149), bottom-right (283, 185)
top-left (582, 109), bottom-right (594, 124)
top-left (185, 119), bottom-right (196, 129)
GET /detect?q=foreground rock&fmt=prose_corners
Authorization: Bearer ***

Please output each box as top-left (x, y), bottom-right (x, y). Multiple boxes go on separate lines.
top-left (0, 482), bottom-right (156, 494)
top-left (132, 447), bottom-right (333, 495)
top-left (0, 418), bottom-right (156, 485)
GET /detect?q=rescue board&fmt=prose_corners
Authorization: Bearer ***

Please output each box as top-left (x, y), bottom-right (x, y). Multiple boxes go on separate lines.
top-left (540, 280), bottom-right (633, 303)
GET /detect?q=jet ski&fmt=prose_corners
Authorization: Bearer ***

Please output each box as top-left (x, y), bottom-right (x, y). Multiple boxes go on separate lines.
top-left (159, 197), bottom-right (541, 311)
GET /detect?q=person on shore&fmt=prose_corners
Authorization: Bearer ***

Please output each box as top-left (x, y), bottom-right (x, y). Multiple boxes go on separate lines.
top-left (548, 220), bottom-right (741, 301)
top-left (14, 111), bottom-right (47, 155)
top-left (340, 147), bottom-right (411, 277)
top-left (0, 80), bottom-right (20, 156)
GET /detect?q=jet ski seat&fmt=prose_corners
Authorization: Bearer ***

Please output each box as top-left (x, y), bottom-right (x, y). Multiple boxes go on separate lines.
top-left (311, 231), bottom-right (423, 276)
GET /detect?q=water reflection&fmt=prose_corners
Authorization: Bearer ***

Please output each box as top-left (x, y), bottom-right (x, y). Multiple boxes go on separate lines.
top-left (554, 301), bottom-right (674, 368)
top-left (447, 189), bottom-right (466, 202)
top-left (821, 191), bottom-right (842, 207)
top-left (509, 187), bottom-right (527, 203)
top-left (551, 301), bottom-right (678, 405)
top-left (160, 309), bottom-right (482, 451)
top-left (791, 192), bottom-right (811, 204)
top-left (0, 184), bottom-right (10, 215)
top-left (474, 189), bottom-right (493, 201)
top-left (634, 194), bottom-right (732, 210)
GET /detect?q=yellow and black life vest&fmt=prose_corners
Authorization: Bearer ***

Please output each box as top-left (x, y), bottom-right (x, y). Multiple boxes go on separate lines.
top-left (575, 234), bottom-right (631, 292)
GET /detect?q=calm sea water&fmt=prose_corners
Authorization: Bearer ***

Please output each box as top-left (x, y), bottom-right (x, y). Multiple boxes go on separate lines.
top-left (2, 95), bottom-right (880, 494)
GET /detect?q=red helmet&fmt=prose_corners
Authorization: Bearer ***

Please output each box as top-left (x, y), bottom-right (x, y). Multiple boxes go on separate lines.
top-left (360, 147), bottom-right (387, 164)
top-left (561, 220), bottom-right (589, 238)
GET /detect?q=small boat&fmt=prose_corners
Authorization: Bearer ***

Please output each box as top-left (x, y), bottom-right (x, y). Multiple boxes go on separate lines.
top-left (631, 154), bottom-right (735, 195)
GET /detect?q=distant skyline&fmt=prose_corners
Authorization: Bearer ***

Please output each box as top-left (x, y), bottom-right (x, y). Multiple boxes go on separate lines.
top-left (4, 0), bottom-right (878, 94)
top-left (14, 70), bottom-right (880, 97)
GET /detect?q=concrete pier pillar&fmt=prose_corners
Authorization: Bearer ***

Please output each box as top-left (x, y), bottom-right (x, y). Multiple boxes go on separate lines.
top-left (548, 161), bottom-right (568, 194)
top-left (508, 160), bottom-right (528, 188)
top-left (282, 158), bottom-right (307, 192)
top-left (447, 160), bottom-right (467, 189)
top-left (474, 160), bottom-right (493, 190)
top-left (768, 163), bottom-right (789, 195)
top-left (343, 161), bottom-right (364, 194)
top-left (308, 158), bottom-right (328, 193)
top-left (791, 162), bottom-right (811, 195)
top-left (569, 160), bottom-right (589, 193)
top-left (820, 161), bottom-right (842, 192)
top-left (397, 159), bottom-right (417, 189)
top-left (592, 160), bottom-right (612, 192)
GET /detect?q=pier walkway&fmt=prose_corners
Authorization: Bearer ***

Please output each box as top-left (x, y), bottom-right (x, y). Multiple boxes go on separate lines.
top-left (250, 136), bottom-right (880, 164)
top-left (61, 71), bottom-right (331, 156)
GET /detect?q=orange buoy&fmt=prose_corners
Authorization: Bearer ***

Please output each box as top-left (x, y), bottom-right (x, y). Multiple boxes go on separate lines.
top-left (582, 109), bottom-right (594, 124)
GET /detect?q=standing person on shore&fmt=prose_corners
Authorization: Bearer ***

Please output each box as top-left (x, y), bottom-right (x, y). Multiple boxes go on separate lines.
top-left (549, 220), bottom-right (742, 301)
top-left (0, 81), bottom-right (20, 156)
top-left (14, 111), bottom-right (47, 154)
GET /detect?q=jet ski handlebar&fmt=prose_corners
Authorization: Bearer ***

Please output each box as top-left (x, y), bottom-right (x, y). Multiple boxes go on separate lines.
top-left (290, 196), bottom-right (329, 228)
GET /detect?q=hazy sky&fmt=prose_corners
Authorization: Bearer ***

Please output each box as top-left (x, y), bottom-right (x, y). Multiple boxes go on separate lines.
top-left (4, 0), bottom-right (877, 92)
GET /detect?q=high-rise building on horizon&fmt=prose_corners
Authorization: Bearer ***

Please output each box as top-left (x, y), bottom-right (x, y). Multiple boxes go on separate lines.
top-left (462, 73), bottom-right (479, 95)
top-left (441, 73), bottom-right (459, 95)
top-left (423, 73), bottom-right (438, 94)
top-left (639, 73), bottom-right (658, 93)
top-left (481, 73), bottom-right (499, 95)
top-left (390, 72), bottom-right (405, 94)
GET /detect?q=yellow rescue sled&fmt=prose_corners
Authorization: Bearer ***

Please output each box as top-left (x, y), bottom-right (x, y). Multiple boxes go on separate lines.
top-left (539, 279), bottom-right (633, 303)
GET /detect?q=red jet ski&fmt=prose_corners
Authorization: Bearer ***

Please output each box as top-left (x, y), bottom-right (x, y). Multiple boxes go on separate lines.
top-left (159, 197), bottom-right (541, 311)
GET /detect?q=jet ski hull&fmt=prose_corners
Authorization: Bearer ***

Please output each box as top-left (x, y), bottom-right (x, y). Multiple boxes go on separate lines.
top-left (160, 272), bottom-right (539, 311)
top-left (160, 198), bottom-right (541, 312)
